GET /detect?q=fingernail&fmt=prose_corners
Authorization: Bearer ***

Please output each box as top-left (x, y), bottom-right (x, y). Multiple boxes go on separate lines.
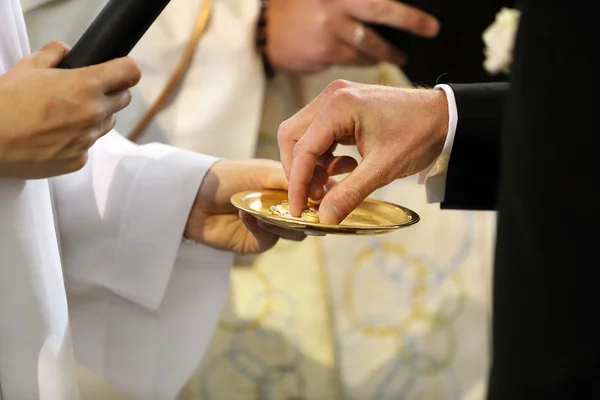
top-left (290, 202), bottom-right (304, 217)
top-left (425, 19), bottom-right (440, 37)
top-left (320, 203), bottom-right (343, 225)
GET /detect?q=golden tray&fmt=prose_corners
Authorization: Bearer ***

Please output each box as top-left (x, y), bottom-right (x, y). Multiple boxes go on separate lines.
top-left (231, 189), bottom-right (420, 236)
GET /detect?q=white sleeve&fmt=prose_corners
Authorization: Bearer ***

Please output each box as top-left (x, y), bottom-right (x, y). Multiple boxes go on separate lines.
top-left (417, 84), bottom-right (459, 203)
top-left (50, 131), bottom-right (233, 399)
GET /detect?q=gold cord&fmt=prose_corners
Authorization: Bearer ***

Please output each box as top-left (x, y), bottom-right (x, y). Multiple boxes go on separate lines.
top-left (128, 0), bottom-right (213, 143)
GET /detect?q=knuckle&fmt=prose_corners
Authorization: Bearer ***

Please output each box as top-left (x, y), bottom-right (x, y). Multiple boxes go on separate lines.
top-left (85, 131), bottom-right (98, 146)
top-left (99, 115), bottom-right (117, 137)
top-left (78, 132), bottom-right (98, 149)
top-left (47, 40), bottom-right (70, 52)
top-left (82, 103), bottom-right (105, 124)
top-left (106, 114), bottom-right (118, 131)
top-left (277, 119), bottom-right (294, 142)
top-left (314, 10), bottom-right (331, 30)
top-left (73, 77), bottom-right (100, 97)
top-left (330, 87), bottom-right (361, 106)
top-left (69, 153), bottom-right (89, 172)
top-left (120, 90), bottom-right (133, 108)
top-left (327, 79), bottom-right (352, 93)
top-left (291, 141), bottom-right (305, 159)
top-left (292, 138), bottom-right (313, 158)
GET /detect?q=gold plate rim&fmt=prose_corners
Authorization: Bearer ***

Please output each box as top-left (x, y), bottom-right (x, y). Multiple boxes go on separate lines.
top-left (230, 189), bottom-right (420, 235)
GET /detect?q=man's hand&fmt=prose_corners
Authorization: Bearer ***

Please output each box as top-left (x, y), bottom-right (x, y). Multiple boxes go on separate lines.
top-left (267, 0), bottom-right (439, 73)
top-left (0, 41), bottom-right (141, 179)
top-left (278, 79), bottom-right (449, 224)
top-left (184, 159), bottom-right (308, 255)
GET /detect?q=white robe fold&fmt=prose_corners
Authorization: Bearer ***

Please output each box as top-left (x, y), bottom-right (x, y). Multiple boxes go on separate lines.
top-left (0, 1), bottom-right (233, 398)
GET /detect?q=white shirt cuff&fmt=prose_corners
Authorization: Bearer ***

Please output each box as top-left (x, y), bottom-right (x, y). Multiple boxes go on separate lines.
top-left (417, 84), bottom-right (459, 203)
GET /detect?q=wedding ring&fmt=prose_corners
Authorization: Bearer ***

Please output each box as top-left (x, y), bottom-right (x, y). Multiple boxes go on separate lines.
top-left (353, 24), bottom-right (366, 48)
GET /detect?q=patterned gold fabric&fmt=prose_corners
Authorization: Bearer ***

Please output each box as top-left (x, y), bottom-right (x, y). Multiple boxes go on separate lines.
top-left (180, 238), bottom-right (340, 399)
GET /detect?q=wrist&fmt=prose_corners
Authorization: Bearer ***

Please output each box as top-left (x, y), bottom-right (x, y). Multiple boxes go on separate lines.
top-left (430, 88), bottom-right (450, 156)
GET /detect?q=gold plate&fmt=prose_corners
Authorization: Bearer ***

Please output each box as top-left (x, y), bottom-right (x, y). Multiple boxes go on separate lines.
top-left (230, 189), bottom-right (420, 236)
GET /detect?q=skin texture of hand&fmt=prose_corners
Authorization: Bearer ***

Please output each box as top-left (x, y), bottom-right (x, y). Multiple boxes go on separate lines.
top-left (0, 41), bottom-right (141, 179)
top-left (267, 0), bottom-right (440, 73)
top-left (184, 159), bottom-right (308, 255)
top-left (277, 79), bottom-right (449, 224)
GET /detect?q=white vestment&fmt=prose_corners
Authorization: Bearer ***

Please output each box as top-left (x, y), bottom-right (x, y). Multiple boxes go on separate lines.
top-left (23, 0), bottom-right (264, 160)
top-left (0, 1), bottom-right (233, 399)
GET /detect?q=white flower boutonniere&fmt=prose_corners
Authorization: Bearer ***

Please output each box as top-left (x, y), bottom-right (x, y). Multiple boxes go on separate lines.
top-left (483, 8), bottom-right (521, 75)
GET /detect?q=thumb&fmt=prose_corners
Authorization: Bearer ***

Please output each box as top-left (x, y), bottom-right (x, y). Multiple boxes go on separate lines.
top-left (318, 158), bottom-right (386, 225)
top-left (264, 164), bottom-right (289, 191)
top-left (27, 41), bottom-right (70, 68)
top-left (249, 159), bottom-right (289, 191)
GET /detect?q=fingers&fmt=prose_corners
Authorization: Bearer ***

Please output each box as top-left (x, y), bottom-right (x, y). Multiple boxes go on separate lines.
top-left (278, 91), bottom-right (338, 180)
top-left (278, 80), bottom-right (365, 181)
top-left (287, 88), bottom-right (358, 216)
top-left (308, 165), bottom-right (330, 200)
top-left (74, 90), bottom-right (130, 129)
top-left (341, 0), bottom-right (440, 38)
top-left (240, 211), bottom-right (279, 253)
top-left (60, 114), bottom-right (116, 158)
top-left (318, 157), bottom-right (387, 224)
top-left (82, 57), bottom-right (142, 94)
top-left (82, 114), bottom-right (117, 149)
top-left (103, 89), bottom-right (133, 116)
top-left (335, 20), bottom-right (406, 65)
top-left (96, 114), bottom-right (118, 139)
top-left (329, 40), bottom-right (380, 67)
top-left (308, 157), bottom-right (357, 201)
top-left (26, 41), bottom-right (70, 68)
top-left (318, 153), bottom-right (359, 176)
top-left (256, 219), bottom-right (306, 242)
top-left (288, 144), bottom-right (327, 217)
top-left (262, 161), bottom-right (290, 191)
top-left (239, 211), bottom-right (305, 254)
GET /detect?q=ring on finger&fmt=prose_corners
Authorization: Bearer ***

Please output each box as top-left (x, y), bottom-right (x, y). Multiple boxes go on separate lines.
top-left (352, 24), bottom-right (366, 49)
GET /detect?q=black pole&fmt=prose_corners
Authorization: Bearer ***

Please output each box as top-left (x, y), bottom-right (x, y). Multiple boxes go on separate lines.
top-left (57, 0), bottom-right (172, 69)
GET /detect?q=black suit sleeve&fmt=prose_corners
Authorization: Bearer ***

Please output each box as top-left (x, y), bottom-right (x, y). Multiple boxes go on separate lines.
top-left (440, 82), bottom-right (508, 211)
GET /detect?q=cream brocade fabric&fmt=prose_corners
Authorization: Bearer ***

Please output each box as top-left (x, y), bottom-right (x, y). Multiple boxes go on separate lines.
top-left (177, 65), bottom-right (496, 400)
